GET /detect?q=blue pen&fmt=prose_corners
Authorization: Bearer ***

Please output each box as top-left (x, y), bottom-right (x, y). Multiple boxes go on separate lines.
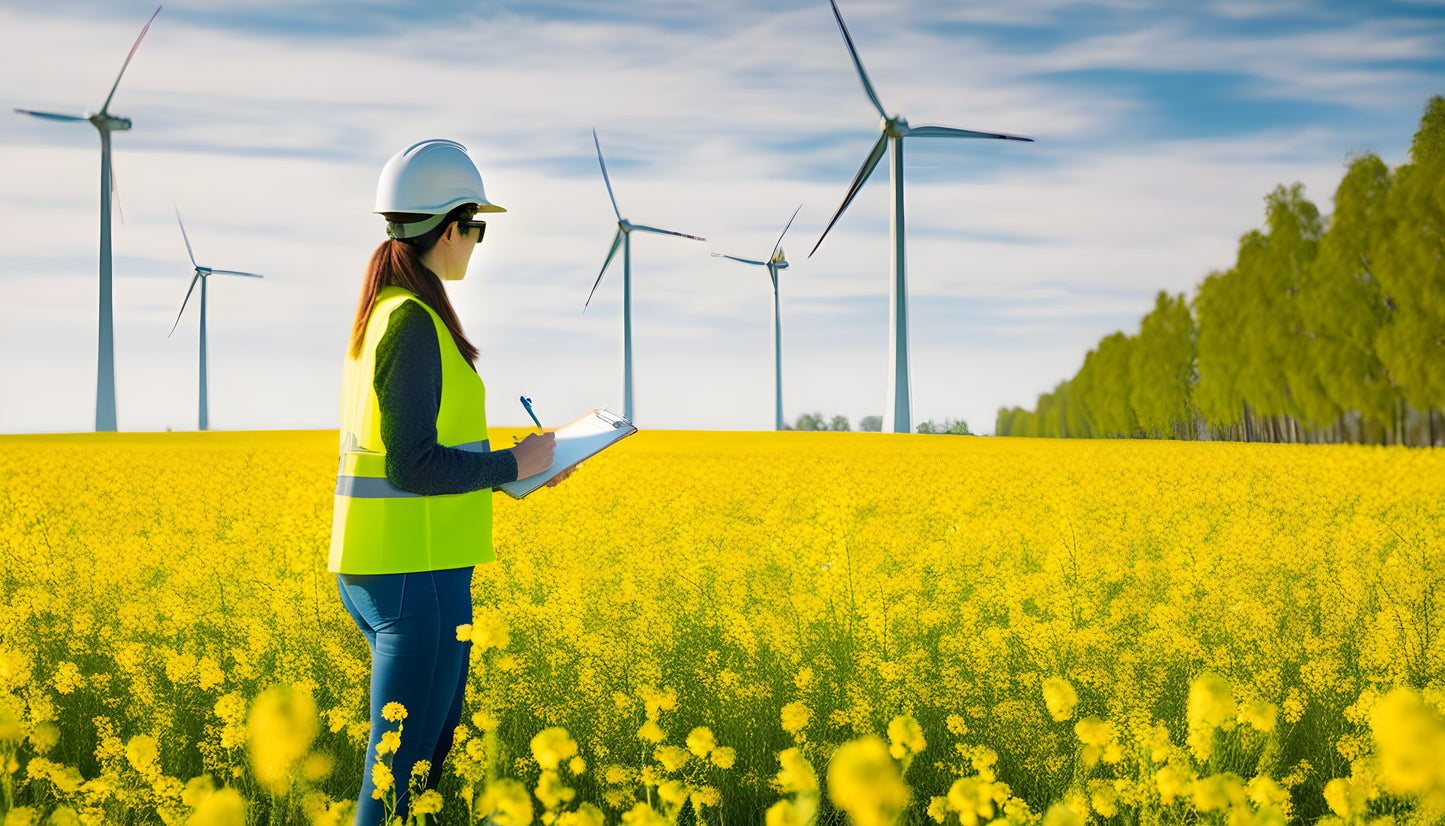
top-left (520, 396), bottom-right (544, 432)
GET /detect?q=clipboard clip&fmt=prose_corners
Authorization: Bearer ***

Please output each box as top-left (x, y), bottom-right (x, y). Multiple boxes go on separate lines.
top-left (596, 408), bottom-right (630, 429)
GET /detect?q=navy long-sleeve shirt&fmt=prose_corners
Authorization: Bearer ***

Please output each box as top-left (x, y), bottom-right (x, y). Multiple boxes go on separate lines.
top-left (373, 299), bottom-right (518, 495)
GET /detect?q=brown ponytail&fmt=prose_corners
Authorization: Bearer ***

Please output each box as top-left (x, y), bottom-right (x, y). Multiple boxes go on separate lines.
top-left (348, 208), bottom-right (480, 369)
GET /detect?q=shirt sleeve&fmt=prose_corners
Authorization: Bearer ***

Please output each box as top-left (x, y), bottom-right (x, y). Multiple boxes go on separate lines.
top-left (373, 299), bottom-right (519, 495)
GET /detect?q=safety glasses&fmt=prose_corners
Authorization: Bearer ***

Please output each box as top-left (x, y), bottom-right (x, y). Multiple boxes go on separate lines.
top-left (457, 218), bottom-right (487, 244)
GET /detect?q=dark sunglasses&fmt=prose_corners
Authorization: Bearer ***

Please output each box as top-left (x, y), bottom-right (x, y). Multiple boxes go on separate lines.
top-left (457, 218), bottom-right (487, 243)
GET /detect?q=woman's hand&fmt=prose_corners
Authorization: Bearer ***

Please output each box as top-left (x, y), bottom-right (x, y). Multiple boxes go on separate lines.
top-left (511, 432), bottom-right (556, 479)
top-left (545, 463), bottom-right (578, 488)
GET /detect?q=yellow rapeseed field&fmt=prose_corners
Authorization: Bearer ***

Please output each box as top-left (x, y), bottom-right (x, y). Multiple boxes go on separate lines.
top-left (0, 430), bottom-right (1442, 826)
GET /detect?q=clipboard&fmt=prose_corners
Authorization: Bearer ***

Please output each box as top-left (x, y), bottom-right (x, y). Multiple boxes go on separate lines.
top-left (499, 407), bottom-right (637, 499)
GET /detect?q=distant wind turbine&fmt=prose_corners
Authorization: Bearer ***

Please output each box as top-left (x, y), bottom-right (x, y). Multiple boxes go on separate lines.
top-left (810, 0), bottom-right (1033, 434)
top-left (14, 6), bottom-right (162, 432)
top-left (584, 129), bottom-right (706, 422)
top-left (169, 210), bottom-right (265, 431)
top-left (712, 204), bottom-right (802, 431)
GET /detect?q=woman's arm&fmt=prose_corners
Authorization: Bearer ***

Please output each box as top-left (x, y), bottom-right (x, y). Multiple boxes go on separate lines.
top-left (373, 300), bottom-right (519, 494)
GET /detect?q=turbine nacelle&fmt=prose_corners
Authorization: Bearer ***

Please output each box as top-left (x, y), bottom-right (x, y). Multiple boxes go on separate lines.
top-left (883, 115), bottom-right (908, 138)
top-left (88, 113), bottom-right (133, 131)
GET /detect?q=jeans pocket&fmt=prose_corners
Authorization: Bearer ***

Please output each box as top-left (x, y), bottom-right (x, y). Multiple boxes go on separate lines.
top-left (339, 572), bottom-right (408, 629)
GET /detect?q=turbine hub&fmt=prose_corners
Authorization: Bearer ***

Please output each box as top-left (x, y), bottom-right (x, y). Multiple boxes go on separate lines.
top-left (882, 115), bottom-right (907, 138)
top-left (619, 219), bottom-right (631, 232)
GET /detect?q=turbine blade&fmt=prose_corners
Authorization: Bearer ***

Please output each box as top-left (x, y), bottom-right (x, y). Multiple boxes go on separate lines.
top-left (905, 124), bottom-right (1034, 142)
top-left (630, 224), bottom-right (705, 242)
top-left (13, 109), bottom-right (87, 122)
top-left (175, 208), bottom-right (197, 268)
top-left (809, 132), bottom-right (888, 258)
top-left (829, 0), bottom-right (887, 119)
top-left (769, 203), bottom-right (803, 264)
top-left (209, 269), bottom-right (265, 279)
top-left (169, 270), bottom-right (201, 337)
top-left (593, 129), bottom-right (623, 222)
top-left (713, 253), bottom-right (767, 266)
top-left (585, 229), bottom-right (624, 310)
top-left (100, 5), bottom-right (162, 115)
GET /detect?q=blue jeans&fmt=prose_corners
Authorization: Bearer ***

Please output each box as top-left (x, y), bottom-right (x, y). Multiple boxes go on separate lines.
top-left (337, 567), bottom-right (474, 825)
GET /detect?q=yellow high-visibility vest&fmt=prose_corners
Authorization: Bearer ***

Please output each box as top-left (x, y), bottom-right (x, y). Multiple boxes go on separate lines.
top-left (329, 285), bottom-right (494, 574)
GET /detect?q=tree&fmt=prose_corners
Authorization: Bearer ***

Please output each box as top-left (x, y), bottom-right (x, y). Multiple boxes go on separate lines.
top-left (829, 415), bottom-right (851, 432)
top-left (1299, 151), bottom-right (1397, 440)
top-left (1129, 291), bottom-right (1196, 439)
top-left (859, 415), bottom-right (882, 432)
top-left (1375, 95), bottom-right (1445, 443)
top-left (795, 412), bottom-right (824, 431)
top-left (993, 407), bottom-right (1013, 437)
top-left (1092, 332), bottom-right (1140, 436)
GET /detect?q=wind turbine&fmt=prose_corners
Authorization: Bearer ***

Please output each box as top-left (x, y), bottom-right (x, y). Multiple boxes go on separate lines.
top-left (584, 130), bottom-right (706, 422)
top-left (169, 210), bottom-right (264, 431)
top-left (809, 0), bottom-right (1033, 433)
top-left (14, 6), bottom-right (162, 432)
top-left (712, 205), bottom-right (802, 431)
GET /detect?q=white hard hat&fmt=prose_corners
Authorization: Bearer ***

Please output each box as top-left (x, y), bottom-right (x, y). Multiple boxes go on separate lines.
top-left (374, 139), bottom-right (506, 225)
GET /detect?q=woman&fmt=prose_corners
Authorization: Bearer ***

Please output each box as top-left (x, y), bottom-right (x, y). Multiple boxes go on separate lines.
top-left (329, 138), bottom-right (560, 824)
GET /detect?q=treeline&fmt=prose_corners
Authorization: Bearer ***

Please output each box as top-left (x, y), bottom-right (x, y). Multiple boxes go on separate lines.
top-left (997, 96), bottom-right (1445, 447)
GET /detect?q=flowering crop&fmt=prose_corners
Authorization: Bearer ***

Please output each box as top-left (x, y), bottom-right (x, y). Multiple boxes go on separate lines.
top-left (0, 430), bottom-right (1441, 824)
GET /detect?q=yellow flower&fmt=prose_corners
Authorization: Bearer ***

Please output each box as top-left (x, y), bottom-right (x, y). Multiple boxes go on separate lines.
top-left (686, 726), bottom-right (716, 758)
top-left (28, 722), bottom-right (58, 753)
top-left (126, 734), bottom-right (159, 773)
top-left (774, 747), bottom-right (817, 794)
top-left (1238, 698), bottom-right (1278, 732)
top-left (535, 770), bottom-right (575, 810)
top-left (692, 786), bottom-right (721, 808)
top-left (826, 735), bottom-right (909, 826)
top-left (1042, 678), bottom-right (1078, 722)
top-left (1089, 781), bottom-right (1117, 818)
top-left (378, 730), bottom-right (401, 756)
top-left (371, 761), bottom-right (394, 797)
top-left (658, 779), bottom-right (690, 808)
top-left (247, 686), bottom-right (319, 796)
top-left (1190, 773), bottom-right (1245, 812)
top-left (411, 789), bottom-right (444, 815)
top-left (381, 702), bottom-right (408, 723)
top-left (710, 747), bottom-right (736, 769)
top-left (479, 778), bottom-right (533, 826)
top-left (569, 756), bottom-right (587, 775)
top-left (531, 727), bottom-right (579, 771)
top-left (2, 807), bottom-right (37, 826)
top-left (455, 623), bottom-right (473, 642)
top-left (557, 803), bottom-right (605, 826)
top-left (1323, 777), bottom-right (1369, 819)
top-left (1369, 687), bottom-right (1445, 801)
top-left (51, 661), bottom-right (81, 695)
top-left (780, 701), bottom-right (810, 735)
top-left (1041, 803), bottom-right (1083, 826)
top-left (1155, 763), bottom-right (1193, 805)
top-left (188, 788), bottom-right (246, 826)
top-left (887, 715), bottom-right (925, 759)
top-left (1187, 673), bottom-right (1236, 761)
top-left (638, 720), bottom-right (666, 743)
top-left (473, 710), bottom-right (500, 732)
top-left (795, 668), bottom-right (814, 690)
top-left (621, 802), bottom-right (668, 826)
top-left (927, 796), bottom-right (948, 823)
top-left (766, 799), bottom-right (807, 826)
top-left (656, 745), bottom-right (691, 772)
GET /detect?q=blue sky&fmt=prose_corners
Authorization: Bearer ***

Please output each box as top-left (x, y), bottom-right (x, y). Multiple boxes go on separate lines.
top-left (1, 0), bottom-right (1441, 434)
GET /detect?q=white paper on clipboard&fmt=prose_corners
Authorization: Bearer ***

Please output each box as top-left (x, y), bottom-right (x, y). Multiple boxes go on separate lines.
top-left (499, 407), bottom-right (637, 499)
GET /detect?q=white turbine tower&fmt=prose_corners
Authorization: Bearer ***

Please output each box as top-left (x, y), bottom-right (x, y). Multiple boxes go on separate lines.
top-left (14, 6), bottom-right (161, 432)
top-left (168, 210), bottom-right (264, 431)
top-left (712, 205), bottom-right (802, 431)
top-left (810, 0), bottom-right (1033, 433)
top-left (584, 130), bottom-right (706, 422)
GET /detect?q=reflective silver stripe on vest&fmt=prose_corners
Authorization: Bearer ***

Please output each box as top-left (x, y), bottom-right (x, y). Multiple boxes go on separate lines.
top-left (335, 439), bottom-right (490, 498)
